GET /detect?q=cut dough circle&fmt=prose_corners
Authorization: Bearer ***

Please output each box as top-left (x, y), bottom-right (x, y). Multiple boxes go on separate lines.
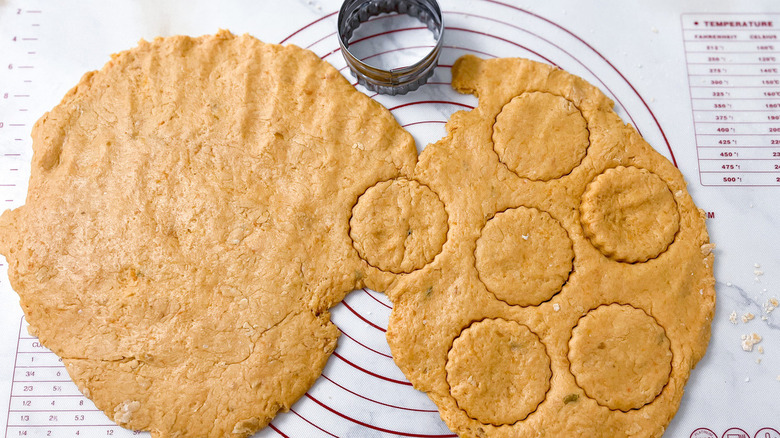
top-left (492, 91), bottom-right (589, 181)
top-left (475, 207), bottom-right (573, 307)
top-left (569, 304), bottom-right (673, 411)
top-left (350, 178), bottom-right (448, 274)
top-left (446, 318), bottom-right (551, 425)
top-left (580, 166), bottom-right (680, 263)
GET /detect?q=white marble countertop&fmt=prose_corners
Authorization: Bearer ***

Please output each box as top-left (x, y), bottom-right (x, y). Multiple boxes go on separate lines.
top-left (0, 1), bottom-right (778, 437)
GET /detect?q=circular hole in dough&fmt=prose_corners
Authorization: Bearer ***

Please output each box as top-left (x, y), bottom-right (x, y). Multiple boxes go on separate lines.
top-left (446, 318), bottom-right (551, 426)
top-left (569, 304), bottom-right (672, 412)
top-left (349, 178), bottom-right (448, 274)
top-left (492, 91), bottom-right (589, 181)
top-left (580, 166), bottom-right (680, 263)
top-left (475, 206), bottom-right (573, 307)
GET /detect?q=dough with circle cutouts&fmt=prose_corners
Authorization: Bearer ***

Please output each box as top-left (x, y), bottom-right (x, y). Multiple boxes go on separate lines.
top-left (385, 55), bottom-right (714, 438)
top-left (0, 32), bottom-right (714, 438)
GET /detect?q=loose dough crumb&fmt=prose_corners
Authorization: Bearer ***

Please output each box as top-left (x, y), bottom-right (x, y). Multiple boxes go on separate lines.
top-left (741, 333), bottom-right (762, 351)
top-left (742, 313), bottom-right (754, 323)
top-left (729, 311), bottom-right (738, 324)
top-left (764, 298), bottom-right (778, 314)
top-left (700, 243), bottom-right (715, 256)
top-left (113, 400), bottom-right (141, 425)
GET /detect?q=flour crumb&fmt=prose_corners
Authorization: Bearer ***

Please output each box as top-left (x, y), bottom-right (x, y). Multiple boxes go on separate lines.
top-left (726, 282), bottom-right (732, 287)
top-left (758, 345), bottom-right (764, 354)
top-left (521, 234), bottom-right (529, 240)
top-left (113, 400), bottom-right (141, 425)
top-left (741, 333), bottom-right (762, 351)
top-left (745, 377), bottom-right (750, 382)
top-left (651, 26), bottom-right (659, 33)
top-left (553, 303), bottom-right (561, 312)
top-left (352, 142), bottom-right (365, 150)
top-left (756, 358), bottom-right (762, 364)
top-left (729, 311), bottom-right (738, 324)
top-left (754, 263), bottom-right (761, 269)
top-left (742, 313), bottom-right (755, 323)
top-left (764, 298), bottom-right (778, 314)
top-left (700, 243), bottom-right (715, 256)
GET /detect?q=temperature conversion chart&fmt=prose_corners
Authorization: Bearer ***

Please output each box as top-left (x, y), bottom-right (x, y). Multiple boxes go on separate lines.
top-left (683, 13), bottom-right (780, 186)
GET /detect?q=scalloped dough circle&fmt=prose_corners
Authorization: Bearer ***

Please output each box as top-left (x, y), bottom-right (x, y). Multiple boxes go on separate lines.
top-left (580, 166), bottom-right (680, 263)
top-left (446, 319), bottom-right (551, 426)
top-left (569, 304), bottom-right (672, 411)
top-left (475, 207), bottom-right (573, 307)
top-left (492, 91), bottom-right (589, 181)
top-left (350, 178), bottom-right (448, 274)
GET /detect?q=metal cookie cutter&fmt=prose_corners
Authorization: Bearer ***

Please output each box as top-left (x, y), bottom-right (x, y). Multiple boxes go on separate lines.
top-left (337, 0), bottom-right (444, 95)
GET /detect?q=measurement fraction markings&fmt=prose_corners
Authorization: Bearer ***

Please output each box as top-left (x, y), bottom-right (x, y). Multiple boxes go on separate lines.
top-left (5, 317), bottom-right (137, 438)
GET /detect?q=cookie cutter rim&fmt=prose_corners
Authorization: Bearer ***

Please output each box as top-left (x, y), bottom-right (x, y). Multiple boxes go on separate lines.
top-left (337, 0), bottom-right (444, 95)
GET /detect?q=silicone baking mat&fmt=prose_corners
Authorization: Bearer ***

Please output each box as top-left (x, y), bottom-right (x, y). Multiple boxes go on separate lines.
top-left (1, 1), bottom-right (779, 437)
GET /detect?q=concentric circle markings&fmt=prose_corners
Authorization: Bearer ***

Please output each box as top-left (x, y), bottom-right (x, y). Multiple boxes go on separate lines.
top-left (269, 2), bottom-right (676, 436)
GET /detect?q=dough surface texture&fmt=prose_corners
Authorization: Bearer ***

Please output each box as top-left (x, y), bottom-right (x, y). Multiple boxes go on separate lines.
top-left (0, 34), bottom-right (715, 438)
top-left (0, 31), bottom-right (417, 438)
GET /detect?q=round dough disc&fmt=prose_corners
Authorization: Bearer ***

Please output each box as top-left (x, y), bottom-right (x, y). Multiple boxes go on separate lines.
top-left (350, 178), bottom-right (448, 274)
top-left (569, 304), bottom-right (673, 411)
top-left (475, 207), bottom-right (573, 306)
top-left (493, 92), bottom-right (589, 181)
top-left (446, 319), bottom-right (551, 425)
top-left (580, 166), bottom-right (680, 263)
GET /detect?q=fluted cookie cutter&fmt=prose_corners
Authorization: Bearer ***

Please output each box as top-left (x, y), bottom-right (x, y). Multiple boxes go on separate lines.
top-left (337, 0), bottom-right (444, 95)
